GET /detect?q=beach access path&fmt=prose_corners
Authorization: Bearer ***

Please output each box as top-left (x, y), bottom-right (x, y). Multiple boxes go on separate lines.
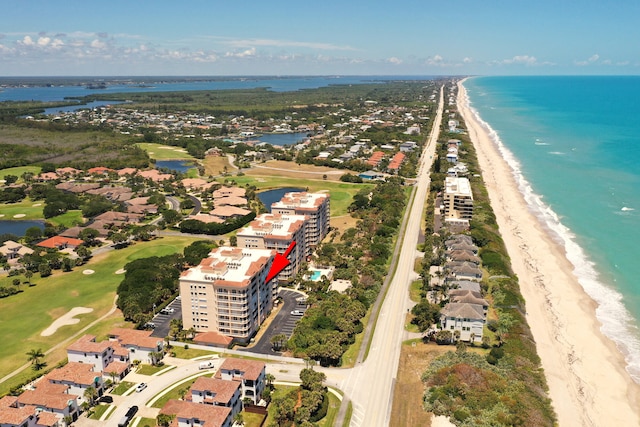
top-left (457, 80), bottom-right (640, 426)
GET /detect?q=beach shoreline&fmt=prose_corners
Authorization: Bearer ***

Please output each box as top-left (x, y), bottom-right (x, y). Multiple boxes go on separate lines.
top-left (457, 78), bottom-right (640, 426)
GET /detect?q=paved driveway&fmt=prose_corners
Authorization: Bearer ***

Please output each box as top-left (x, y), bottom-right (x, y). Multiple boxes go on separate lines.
top-left (240, 288), bottom-right (307, 355)
top-left (150, 297), bottom-right (182, 338)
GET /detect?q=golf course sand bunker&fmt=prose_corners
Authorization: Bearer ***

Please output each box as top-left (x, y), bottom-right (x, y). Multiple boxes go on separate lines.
top-left (83, 269), bottom-right (95, 275)
top-left (41, 307), bottom-right (94, 336)
top-left (115, 268), bottom-right (126, 274)
top-left (13, 214), bottom-right (26, 218)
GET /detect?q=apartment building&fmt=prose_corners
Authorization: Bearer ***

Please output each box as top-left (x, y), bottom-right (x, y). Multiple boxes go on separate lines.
top-left (179, 247), bottom-right (275, 343)
top-left (270, 191), bottom-right (330, 252)
top-left (236, 213), bottom-right (308, 282)
top-left (442, 176), bottom-right (474, 222)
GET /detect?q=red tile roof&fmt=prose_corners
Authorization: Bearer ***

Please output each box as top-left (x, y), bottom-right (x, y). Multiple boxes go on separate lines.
top-left (37, 236), bottom-right (84, 249)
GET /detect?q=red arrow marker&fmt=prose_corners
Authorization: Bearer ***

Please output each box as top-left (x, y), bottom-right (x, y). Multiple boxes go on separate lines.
top-left (265, 241), bottom-right (296, 283)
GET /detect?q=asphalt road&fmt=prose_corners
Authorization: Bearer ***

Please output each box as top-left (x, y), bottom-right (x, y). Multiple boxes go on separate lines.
top-left (340, 85), bottom-right (444, 427)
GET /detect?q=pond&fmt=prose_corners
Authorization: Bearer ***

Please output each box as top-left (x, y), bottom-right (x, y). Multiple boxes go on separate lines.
top-left (0, 220), bottom-right (45, 237)
top-left (155, 160), bottom-right (196, 174)
top-left (256, 132), bottom-right (310, 147)
top-left (257, 187), bottom-right (305, 212)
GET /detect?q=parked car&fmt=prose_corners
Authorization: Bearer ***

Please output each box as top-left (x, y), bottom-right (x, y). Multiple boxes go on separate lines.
top-left (98, 395), bottom-right (113, 404)
top-left (118, 406), bottom-right (138, 427)
top-left (291, 310), bottom-right (304, 316)
top-left (160, 307), bottom-right (175, 315)
top-left (144, 322), bottom-right (155, 329)
top-left (135, 383), bottom-right (147, 392)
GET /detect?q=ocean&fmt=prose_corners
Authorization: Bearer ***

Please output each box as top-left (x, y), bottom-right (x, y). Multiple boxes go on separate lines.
top-left (464, 76), bottom-right (640, 382)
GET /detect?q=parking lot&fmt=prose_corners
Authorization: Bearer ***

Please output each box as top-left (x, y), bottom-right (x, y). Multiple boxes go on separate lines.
top-left (240, 288), bottom-right (308, 355)
top-left (150, 297), bottom-right (182, 338)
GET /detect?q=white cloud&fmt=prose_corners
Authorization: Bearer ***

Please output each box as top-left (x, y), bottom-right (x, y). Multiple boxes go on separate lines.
top-left (501, 55), bottom-right (538, 65)
top-left (90, 39), bottom-right (106, 49)
top-left (463, 57), bottom-right (472, 63)
top-left (225, 47), bottom-right (256, 58)
top-left (215, 37), bottom-right (354, 51)
top-left (387, 57), bottom-right (402, 65)
top-left (37, 37), bottom-right (51, 46)
top-left (20, 35), bottom-right (34, 46)
top-left (575, 53), bottom-right (600, 66)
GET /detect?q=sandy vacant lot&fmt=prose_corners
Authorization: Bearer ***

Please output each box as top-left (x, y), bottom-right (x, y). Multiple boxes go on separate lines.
top-left (41, 307), bottom-right (94, 337)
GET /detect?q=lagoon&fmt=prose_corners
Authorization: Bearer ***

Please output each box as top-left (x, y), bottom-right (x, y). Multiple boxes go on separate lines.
top-left (155, 160), bottom-right (195, 174)
top-left (0, 220), bottom-right (45, 237)
top-left (257, 187), bottom-right (304, 212)
top-left (256, 132), bottom-right (310, 147)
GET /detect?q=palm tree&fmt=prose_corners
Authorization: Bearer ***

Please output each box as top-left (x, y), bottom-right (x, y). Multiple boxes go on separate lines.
top-left (84, 385), bottom-right (98, 406)
top-left (24, 270), bottom-right (33, 285)
top-left (26, 348), bottom-right (45, 370)
top-left (265, 373), bottom-right (276, 390)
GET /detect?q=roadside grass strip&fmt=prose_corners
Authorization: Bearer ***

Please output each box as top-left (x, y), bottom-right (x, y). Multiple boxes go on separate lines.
top-left (152, 365), bottom-right (177, 376)
top-left (98, 404), bottom-right (117, 421)
top-left (147, 371), bottom-right (213, 408)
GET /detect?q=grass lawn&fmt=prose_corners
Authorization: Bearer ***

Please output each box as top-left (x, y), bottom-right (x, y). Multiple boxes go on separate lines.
top-left (112, 381), bottom-right (136, 395)
top-left (88, 404), bottom-right (111, 420)
top-left (0, 235), bottom-right (198, 395)
top-left (136, 143), bottom-right (195, 160)
top-left (202, 156), bottom-right (232, 176)
top-left (169, 346), bottom-right (217, 359)
top-left (246, 160), bottom-right (345, 182)
top-left (317, 391), bottom-right (341, 427)
top-left (47, 210), bottom-right (84, 228)
top-left (0, 166), bottom-right (42, 183)
top-left (136, 364), bottom-right (173, 376)
top-left (219, 175), bottom-right (371, 217)
top-left (410, 280), bottom-right (423, 303)
top-left (0, 197), bottom-right (44, 220)
top-left (150, 377), bottom-right (204, 408)
top-left (341, 310), bottom-right (372, 367)
top-left (137, 417), bottom-right (157, 427)
top-left (243, 411), bottom-right (266, 427)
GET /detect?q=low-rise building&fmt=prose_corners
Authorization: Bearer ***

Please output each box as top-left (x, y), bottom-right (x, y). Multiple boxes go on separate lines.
top-left (215, 359), bottom-right (266, 405)
top-left (160, 400), bottom-right (232, 427)
top-left (188, 377), bottom-right (242, 418)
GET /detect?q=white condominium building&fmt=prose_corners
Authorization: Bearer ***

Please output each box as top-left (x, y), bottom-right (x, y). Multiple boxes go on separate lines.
top-left (270, 192), bottom-right (330, 252)
top-left (179, 247), bottom-right (275, 343)
top-left (236, 213), bottom-right (308, 282)
top-left (442, 176), bottom-right (474, 220)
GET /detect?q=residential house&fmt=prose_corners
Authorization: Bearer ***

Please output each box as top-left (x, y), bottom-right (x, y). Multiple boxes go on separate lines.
top-left (160, 400), bottom-right (232, 427)
top-left (66, 334), bottom-right (130, 381)
top-left (440, 302), bottom-right (485, 343)
top-left (107, 328), bottom-right (165, 365)
top-left (215, 359), bottom-right (266, 405)
top-left (188, 377), bottom-right (242, 418)
top-left (0, 240), bottom-right (33, 261)
top-left (15, 382), bottom-right (80, 423)
top-left (0, 395), bottom-right (62, 427)
top-left (36, 236), bottom-right (84, 251)
top-left (43, 363), bottom-right (105, 405)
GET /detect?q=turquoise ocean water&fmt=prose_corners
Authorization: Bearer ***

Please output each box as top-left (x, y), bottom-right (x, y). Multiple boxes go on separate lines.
top-left (464, 76), bottom-right (640, 381)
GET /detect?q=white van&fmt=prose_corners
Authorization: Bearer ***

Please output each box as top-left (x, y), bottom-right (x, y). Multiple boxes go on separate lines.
top-left (199, 360), bottom-right (215, 369)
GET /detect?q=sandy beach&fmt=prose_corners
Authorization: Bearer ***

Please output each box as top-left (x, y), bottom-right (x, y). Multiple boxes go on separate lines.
top-left (457, 79), bottom-right (640, 426)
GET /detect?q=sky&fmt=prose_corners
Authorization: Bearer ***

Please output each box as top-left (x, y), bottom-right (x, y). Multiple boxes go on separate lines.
top-left (1, 0), bottom-right (639, 76)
